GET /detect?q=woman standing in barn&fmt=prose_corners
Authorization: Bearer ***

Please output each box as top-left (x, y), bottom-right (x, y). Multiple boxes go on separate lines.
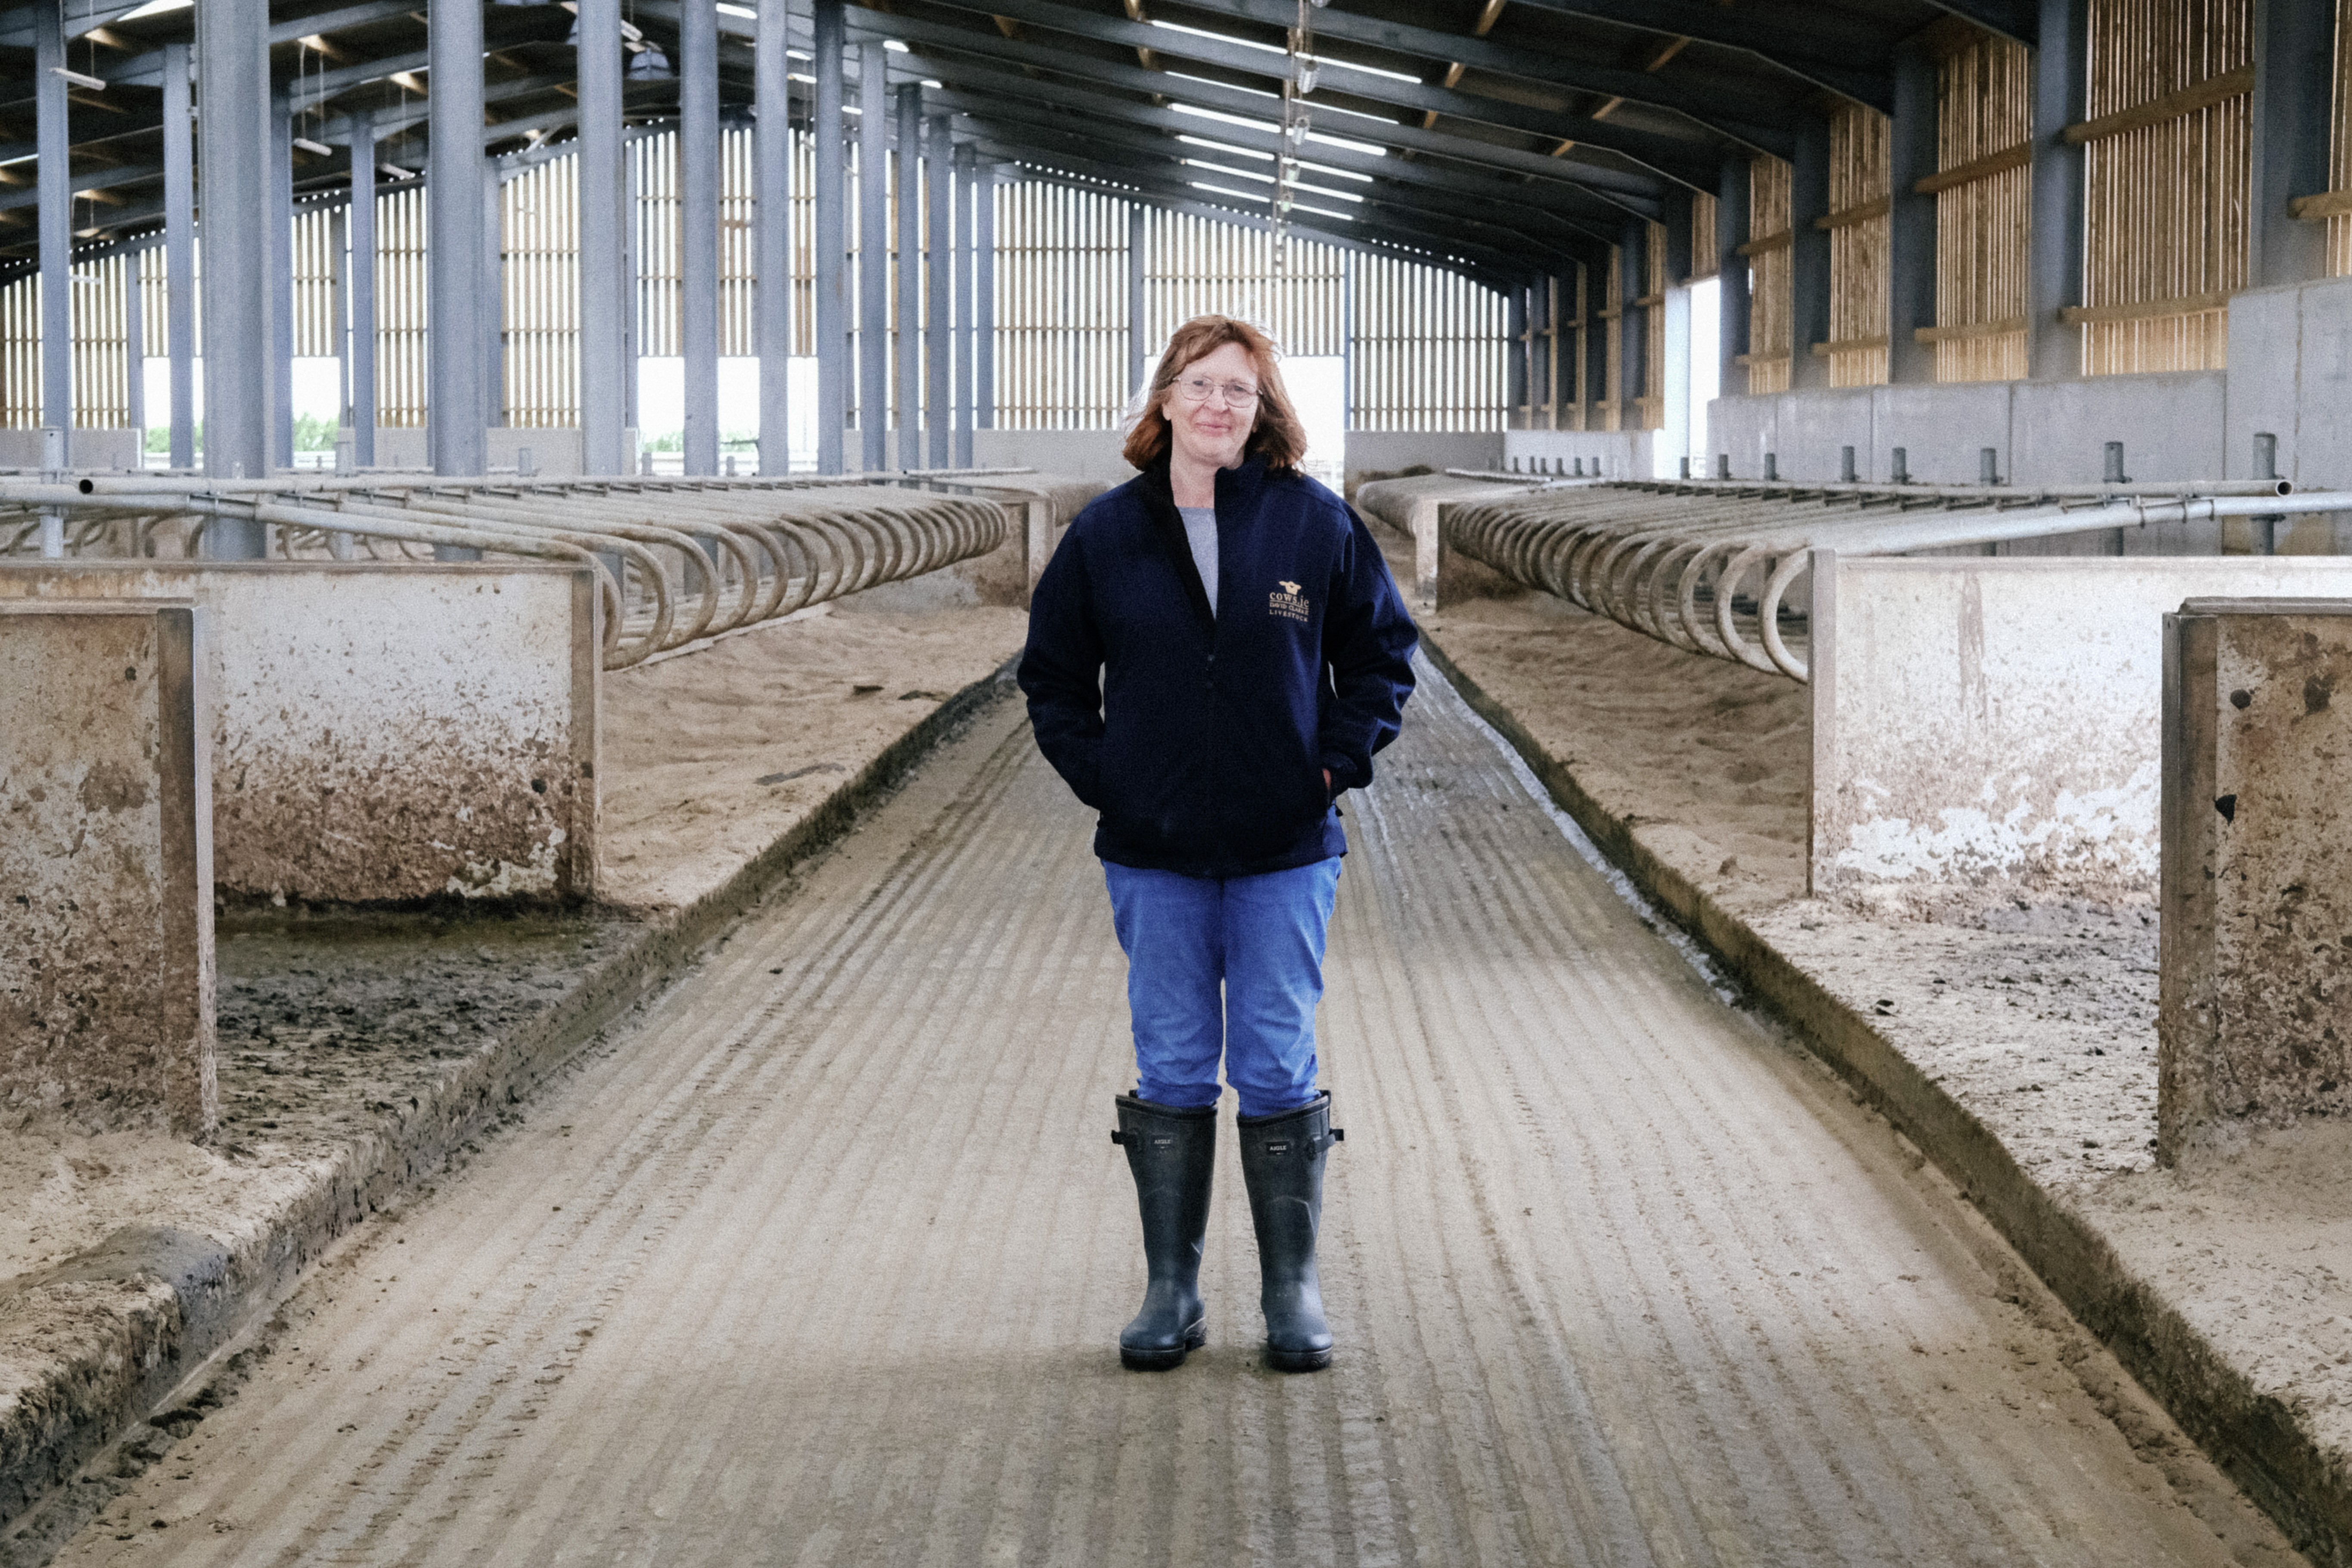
top-left (1018, 315), bottom-right (1418, 1372)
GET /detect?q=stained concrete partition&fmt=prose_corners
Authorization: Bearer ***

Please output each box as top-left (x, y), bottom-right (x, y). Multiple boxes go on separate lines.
top-left (0, 601), bottom-right (216, 1135)
top-left (0, 563), bottom-right (600, 906)
top-left (1810, 553), bottom-right (2352, 907)
top-left (2159, 598), bottom-right (2352, 1161)
top-left (1352, 472), bottom-right (1547, 610)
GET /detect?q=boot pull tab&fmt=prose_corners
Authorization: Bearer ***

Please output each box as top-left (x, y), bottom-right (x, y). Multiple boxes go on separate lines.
top-left (1110, 1128), bottom-right (1128, 1146)
top-left (1327, 1127), bottom-right (1345, 1149)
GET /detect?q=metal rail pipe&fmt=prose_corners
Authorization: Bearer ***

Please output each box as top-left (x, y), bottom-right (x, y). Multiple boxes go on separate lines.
top-left (1440, 480), bottom-right (2352, 682)
top-left (0, 472), bottom-right (1019, 669)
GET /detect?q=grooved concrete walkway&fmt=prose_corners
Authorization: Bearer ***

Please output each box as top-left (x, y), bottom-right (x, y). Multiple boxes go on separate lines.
top-left (57, 660), bottom-right (2296, 1566)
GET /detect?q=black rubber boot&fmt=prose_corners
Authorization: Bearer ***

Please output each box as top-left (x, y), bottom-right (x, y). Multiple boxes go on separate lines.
top-left (1111, 1094), bottom-right (1217, 1371)
top-left (1238, 1091), bottom-right (1342, 1372)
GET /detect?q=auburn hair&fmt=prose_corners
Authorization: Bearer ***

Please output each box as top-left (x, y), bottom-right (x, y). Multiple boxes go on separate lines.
top-left (1121, 315), bottom-right (1309, 475)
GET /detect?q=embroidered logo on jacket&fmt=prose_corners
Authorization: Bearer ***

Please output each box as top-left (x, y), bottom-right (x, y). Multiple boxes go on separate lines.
top-left (1269, 580), bottom-right (1310, 622)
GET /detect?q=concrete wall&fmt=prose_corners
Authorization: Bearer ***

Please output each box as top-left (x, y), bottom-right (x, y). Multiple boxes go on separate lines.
top-left (0, 428), bottom-right (144, 472)
top-left (1, 602), bottom-right (215, 1135)
top-left (1501, 429), bottom-right (1653, 478)
top-left (2225, 274), bottom-right (2352, 490)
top-left (2160, 599), bottom-right (2352, 1160)
top-left (972, 428), bottom-right (1133, 487)
top-left (1810, 554), bottom-right (2352, 908)
top-left (0, 563), bottom-right (600, 906)
top-left (1349, 431), bottom-right (1506, 487)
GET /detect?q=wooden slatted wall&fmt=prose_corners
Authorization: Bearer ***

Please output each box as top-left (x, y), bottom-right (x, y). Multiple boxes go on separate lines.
top-left (1827, 103), bottom-right (1892, 387)
top-left (1746, 157), bottom-right (1794, 394)
top-left (1931, 30), bottom-right (2032, 381)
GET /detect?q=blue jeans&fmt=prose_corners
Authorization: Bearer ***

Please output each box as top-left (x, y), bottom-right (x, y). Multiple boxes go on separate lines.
top-left (1103, 857), bottom-right (1343, 1119)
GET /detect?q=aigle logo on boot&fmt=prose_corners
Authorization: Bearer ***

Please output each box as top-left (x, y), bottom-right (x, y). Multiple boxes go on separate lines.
top-left (1268, 580), bottom-right (1311, 623)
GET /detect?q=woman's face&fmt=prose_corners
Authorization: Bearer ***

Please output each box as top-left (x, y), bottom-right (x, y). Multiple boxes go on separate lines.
top-left (1159, 340), bottom-right (1261, 473)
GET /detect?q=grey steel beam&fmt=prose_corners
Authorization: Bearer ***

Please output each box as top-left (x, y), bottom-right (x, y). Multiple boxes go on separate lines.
top-left (1127, 202), bottom-right (1146, 401)
top-left (859, 10), bottom-right (1661, 211)
top-left (1151, 0), bottom-right (1797, 157)
top-left (95, 1), bottom-right (422, 88)
top-left (926, 111), bottom-right (951, 468)
top-left (922, 76), bottom-right (1617, 248)
top-left (814, 0), bottom-right (847, 472)
top-left (870, 0), bottom-right (1710, 190)
top-left (975, 158), bottom-right (994, 432)
top-left (959, 117), bottom-right (1543, 279)
top-left (1788, 112), bottom-right (1828, 391)
top-left (682, 0), bottom-right (718, 475)
top-left (895, 84), bottom-right (922, 470)
top-left (1924, 0), bottom-right (2036, 44)
top-left (1716, 155), bottom-right (1749, 417)
top-left (756, 0), bottom-right (790, 473)
top-left (580, 0), bottom-right (626, 473)
top-left (350, 110), bottom-right (377, 465)
top-left (162, 40), bottom-right (193, 470)
top-left (953, 139), bottom-right (975, 465)
top-left (858, 40), bottom-right (889, 470)
top-left (2028, 0), bottom-right (2086, 382)
top-left (273, 90), bottom-right (296, 467)
top-left (2250, 0), bottom-right (2333, 287)
top-left (199, 0), bottom-right (271, 519)
top-left (1498, 0), bottom-right (1892, 113)
top-left (429, 0), bottom-right (486, 485)
top-left (34, 0), bottom-right (67, 447)
top-left (1887, 38), bottom-right (1936, 385)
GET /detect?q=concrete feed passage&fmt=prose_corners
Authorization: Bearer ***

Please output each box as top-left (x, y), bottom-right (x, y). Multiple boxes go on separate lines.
top-left (58, 660), bottom-right (2290, 1566)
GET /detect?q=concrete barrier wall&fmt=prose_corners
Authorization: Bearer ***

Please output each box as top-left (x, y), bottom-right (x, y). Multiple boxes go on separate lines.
top-left (973, 428), bottom-right (1133, 487)
top-left (1499, 430), bottom-right (1653, 479)
top-left (1810, 555), bottom-right (2352, 907)
top-left (1, 602), bottom-right (215, 1135)
top-left (1349, 431), bottom-right (1504, 488)
top-left (2159, 599), bottom-right (2352, 1160)
top-left (0, 428), bottom-right (144, 472)
top-left (0, 563), bottom-right (599, 906)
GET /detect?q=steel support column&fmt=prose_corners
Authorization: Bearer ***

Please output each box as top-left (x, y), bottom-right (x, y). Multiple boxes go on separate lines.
top-left (953, 141), bottom-right (975, 467)
top-left (815, 0), bottom-right (848, 472)
top-left (681, 0), bottom-right (719, 475)
top-left (35, 0), bottom-right (68, 453)
top-left (1789, 116), bottom-right (1830, 391)
top-left (859, 45), bottom-right (890, 471)
top-left (579, 0), bottom-right (625, 473)
top-left (1127, 203), bottom-right (1147, 400)
top-left (1506, 288), bottom-right (1528, 428)
top-left (926, 114), bottom-right (952, 468)
top-left (350, 111), bottom-right (377, 466)
top-left (2029, 0), bottom-right (2087, 382)
top-left (1888, 37), bottom-right (1938, 385)
top-left (429, 0), bottom-right (487, 480)
top-left (125, 251), bottom-right (146, 450)
top-left (1717, 157), bottom-right (1751, 415)
top-left (895, 85), bottom-right (922, 470)
top-left (755, 0), bottom-right (792, 473)
top-left (163, 42), bottom-right (195, 471)
top-left (1620, 223), bottom-right (1650, 421)
top-left (2250, 0), bottom-right (2333, 287)
top-left (272, 90), bottom-right (296, 467)
top-left (198, 0), bottom-right (270, 541)
top-left (975, 163), bottom-right (995, 432)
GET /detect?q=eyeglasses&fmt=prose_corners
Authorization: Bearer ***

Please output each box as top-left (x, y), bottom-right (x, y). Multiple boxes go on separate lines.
top-left (1171, 374), bottom-right (1261, 409)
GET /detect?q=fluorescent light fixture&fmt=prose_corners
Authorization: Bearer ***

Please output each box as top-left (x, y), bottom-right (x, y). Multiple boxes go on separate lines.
top-left (883, 38), bottom-right (909, 52)
top-left (787, 47), bottom-right (811, 60)
top-left (921, 78), bottom-right (943, 88)
top-left (1150, 19), bottom-right (1283, 55)
top-left (119, 0), bottom-right (191, 16)
top-left (787, 71), bottom-right (816, 83)
top-left (1294, 158), bottom-right (1369, 183)
top-left (1305, 130), bottom-right (1386, 157)
top-left (1171, 103), bottom-right (1280, 134)
top-left (1325, 59), bottom-right (1420, 84)
top-left (1287, 179), bottom-right (1362, 202)
top-left (1168, 71), bottom-right (1275, 100)
top-left (1176, 135), bottom-right (1271, 161)
top-left (51, 66), bottom-right (107, 92)
top-left (1289, 201), bottom-right (1356, 221)
top-left (716, 2), bottom-right (757, 16)
top-left (391, 71), bottom-right (426, 92)
top-left (1189, 181), bottom-right (1270, 203)
top-left (1182, 158), bottom-right (1272, 183)
top-left (294, 137), bottom-right (334, 156)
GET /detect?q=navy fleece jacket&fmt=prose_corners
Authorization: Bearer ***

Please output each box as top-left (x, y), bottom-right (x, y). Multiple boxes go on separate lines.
top-left (1018, 457), bottom-right (1419, 879)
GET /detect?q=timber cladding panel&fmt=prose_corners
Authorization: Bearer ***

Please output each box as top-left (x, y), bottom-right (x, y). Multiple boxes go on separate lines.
top-left (0, 563), bottom-right (599, 908)
top-left (1931, 31), bottom-right (2032, 383)
top-left (1746, 157), bottom-right (1794, 395)
top-left (2160, 599), bottom-right (2352, 1162)
top-left (0, 601), bottom-right (216, 1136)
top-left (1826, 103), bottom-right (1891, 389)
